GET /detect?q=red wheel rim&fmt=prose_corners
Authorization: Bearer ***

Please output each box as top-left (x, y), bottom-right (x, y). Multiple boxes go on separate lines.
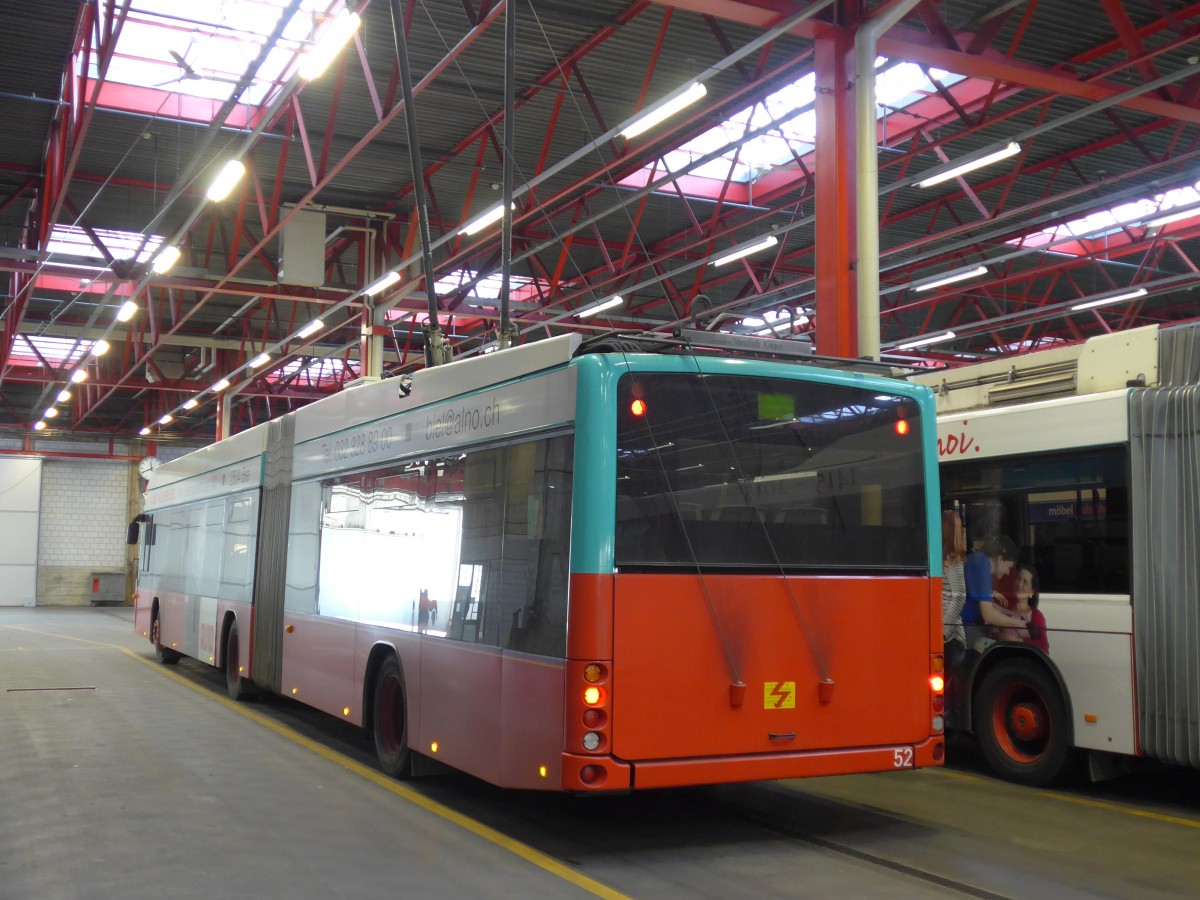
top-left (990, 680), bottom-right (1051, 764)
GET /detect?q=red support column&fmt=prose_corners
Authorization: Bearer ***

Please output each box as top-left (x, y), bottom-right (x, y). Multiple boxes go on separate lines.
top-left (813, 23), bottom-right (858, 358)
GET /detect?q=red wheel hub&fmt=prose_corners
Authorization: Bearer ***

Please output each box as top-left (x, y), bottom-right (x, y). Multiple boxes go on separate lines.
top-left (991, 681), bottom-right (1052, 763)
top-left (1008, 702), bottom-right (1043, 742)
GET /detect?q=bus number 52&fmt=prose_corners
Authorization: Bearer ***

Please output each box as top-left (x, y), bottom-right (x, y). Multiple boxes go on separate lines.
top-left (893, 747), bottom-right (914, 768)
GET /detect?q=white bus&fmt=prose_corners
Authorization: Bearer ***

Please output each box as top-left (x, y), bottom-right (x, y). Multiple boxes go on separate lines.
top-left (912, 323), bottom-right (1200, 785)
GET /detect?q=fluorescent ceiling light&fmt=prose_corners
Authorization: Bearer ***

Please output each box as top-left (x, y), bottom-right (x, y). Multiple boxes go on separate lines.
top-left (182, 398), bottom-right (199, 410)
top-left (212, 378), bottom-right (231, 392)
top-left (917, 142), bottom-right (1021, 188)
top-left (248, 352), bottom-right (272, 368)
top-left (1070, 287), bottom-right (1147, 311)
top-left (159, 413), bottom-right (173, 425)
top-left (621, 82), bottom-right (707, 139)
top-left (299, 10), bottom-right (361, 80)
top-left (577, 296), bottom-right (624, 318)
top-left (298, 318), bottom-right (325, 339)
top-left (56, 390), bottom-right (71, 403)
top-left (33, 420), bottom-right (47, 431)
top-left (714, 235), bottom-right (778, 267)
top-left (139, 427), bottom-right (151, 436)
top-left (116, 300), bottom-right (138, 322)
top-left (459, 203), bottom-right (515, 236)
top-left (897, 330), bottom-right (957, 351)
top-left (913, 265), bottom-right (988, 292)
top-left (206, 159), bottom-right (246, 202)
top-left (44, 407), bottom-right (58, 418)
top-left (70, 370), bottom-right (88, 383)
top-left (364, 271), bottom-right (400, 295)
top-left (91, 339), bottom-right (110, 357)
top-left (151, 245), bottom-right (182, 274)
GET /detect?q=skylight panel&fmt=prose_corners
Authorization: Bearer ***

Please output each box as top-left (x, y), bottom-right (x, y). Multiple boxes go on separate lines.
top-left (11, 335), bottom-right (95, 368)
top-left (271, 356), bottom-right (354, 384)
top-left (434, 269), bottom-right (546, 305)
top-left (1012, 180), bottom-right (1200, 252)
top-left (625, 62), bottom-right (964, 190)
top-left (46, 225), bottom-right (163, 264)
top-left (93, 0), bottom-right (330, 112)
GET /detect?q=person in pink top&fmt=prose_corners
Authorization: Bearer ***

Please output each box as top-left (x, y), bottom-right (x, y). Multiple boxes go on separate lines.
top-left (995, 564), bottom-right (1049, 652)
top-left (1017, 564), bottom-right (1049, 652)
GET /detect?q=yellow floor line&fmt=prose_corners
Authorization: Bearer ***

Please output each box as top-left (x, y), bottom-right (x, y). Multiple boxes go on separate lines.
top-left (3, 624), bottom-right (628, 897)
top-left (120, 646), bottom-right (632, 900)
top-left (1039, 791), bottom-right (1200, 829)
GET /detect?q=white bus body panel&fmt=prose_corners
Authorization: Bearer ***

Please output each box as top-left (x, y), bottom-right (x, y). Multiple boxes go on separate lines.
top-left (936, 390), bottom-right (1131, 463)
top-left (1037, 595), bottom-right (1136, 756)
top-left (293, 367), bottom-right (576, 480)
top-left (144, 426), bottom-right (267, 512)
top-left (294, 333), bottom-right (582, 445)
top-left (937, 390), bottom-right (1140, 758)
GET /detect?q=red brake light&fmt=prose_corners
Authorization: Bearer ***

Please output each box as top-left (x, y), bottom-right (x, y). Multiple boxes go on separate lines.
top-left (630, 399), bottom-right (647, 417)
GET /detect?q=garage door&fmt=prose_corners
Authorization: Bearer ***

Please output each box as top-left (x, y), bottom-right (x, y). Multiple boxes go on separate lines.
top-left (0, 458), bottom-right (42, 606)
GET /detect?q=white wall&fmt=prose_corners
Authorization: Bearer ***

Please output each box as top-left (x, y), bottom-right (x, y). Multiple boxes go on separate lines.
top-left (0, 434), bottom-right (209, 605)
top-left (37, 458), bottom-right (132, 605)
top-left (0, 458), bottom-right (42, 606)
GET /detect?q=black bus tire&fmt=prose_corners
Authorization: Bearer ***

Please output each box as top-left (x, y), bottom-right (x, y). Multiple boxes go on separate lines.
top-left (224, 619), bottom-right (254, 701)
top-left (974, 657), bottom-right (1072, 786)
top-left (151, 613), bottom-right (180, 665)
top-left (373, 655), bottom-right (411, 778)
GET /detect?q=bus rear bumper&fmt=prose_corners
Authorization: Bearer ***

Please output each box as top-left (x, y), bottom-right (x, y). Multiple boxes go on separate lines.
top-left (564, 737), bottom-right (944, 791)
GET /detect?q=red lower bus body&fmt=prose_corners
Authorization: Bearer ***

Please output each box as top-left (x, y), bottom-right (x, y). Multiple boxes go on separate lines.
top-left (560, 572), bottom-right (943, 790)
top-left (141, 570), bottom-right (941, 792)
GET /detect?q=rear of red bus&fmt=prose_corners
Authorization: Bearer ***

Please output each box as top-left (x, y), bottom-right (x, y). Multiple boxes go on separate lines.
top-left (562, 354), bottom-right (944, 791)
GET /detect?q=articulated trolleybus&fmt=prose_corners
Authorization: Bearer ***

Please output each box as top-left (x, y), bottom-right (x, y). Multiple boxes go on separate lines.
top-left (912, 323), bottom-right (1200, 786)
top-left (133, 333), bottom-right (945, 791)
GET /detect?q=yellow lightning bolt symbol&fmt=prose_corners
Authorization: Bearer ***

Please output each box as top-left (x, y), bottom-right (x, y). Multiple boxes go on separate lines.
top-left (764, 681), bottom-right (796, 709)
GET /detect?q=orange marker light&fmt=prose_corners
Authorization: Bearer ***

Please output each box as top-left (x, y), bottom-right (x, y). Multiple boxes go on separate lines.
top-left (895, 419), bottom-right (910, 436)
top-left (630, 399), bottom-right (647, 417)
top-left (930, 674), bottom-right (945, 693)
top-left (583, 686), bottom-right (604, 706)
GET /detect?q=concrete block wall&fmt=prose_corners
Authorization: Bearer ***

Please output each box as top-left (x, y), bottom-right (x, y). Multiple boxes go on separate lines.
top-left (37, 458), bottom-right (135, 606)
top-left (0, 430), bottom-right (213, 605)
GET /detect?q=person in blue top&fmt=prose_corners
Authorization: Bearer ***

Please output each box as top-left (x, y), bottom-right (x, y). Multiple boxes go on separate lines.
top-left (963, 534), bottom-right (1028, 651)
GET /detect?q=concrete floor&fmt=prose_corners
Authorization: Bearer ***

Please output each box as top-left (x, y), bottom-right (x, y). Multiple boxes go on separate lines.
top-left (0, 607), bottom-right (602, 900)
top-left (4, 607), bottom-right (1200, 900)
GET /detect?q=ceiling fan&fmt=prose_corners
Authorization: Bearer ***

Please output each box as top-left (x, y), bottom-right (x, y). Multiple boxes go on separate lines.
top-left (156, 48), bottom-right (243, 88)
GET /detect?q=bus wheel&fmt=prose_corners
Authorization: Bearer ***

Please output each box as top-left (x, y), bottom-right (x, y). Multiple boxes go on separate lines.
top-left (373, 656), bottom-right (411, 778)
top-left (974, 658), bottom-right (1071, 786)
top-left (224, 620), bottom-right (253, 702)
top-left (151, 614), bottom-right (180, 666)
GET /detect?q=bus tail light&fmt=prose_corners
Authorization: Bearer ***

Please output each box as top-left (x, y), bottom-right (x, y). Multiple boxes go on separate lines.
top-left (583, 685), bottom-right (607, 706)
top-left (568, 661), bottom-right (612, 760)
top-left (930, 655), bottom-right (945, 733)
top-left (579, 765), bottom-right (605, 785)
top-left (583, 708), bottom-right (606, 729)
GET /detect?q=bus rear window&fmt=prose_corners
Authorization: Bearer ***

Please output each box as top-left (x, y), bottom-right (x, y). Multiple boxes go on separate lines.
top-left (614, 373), bottom-right (927, 571)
